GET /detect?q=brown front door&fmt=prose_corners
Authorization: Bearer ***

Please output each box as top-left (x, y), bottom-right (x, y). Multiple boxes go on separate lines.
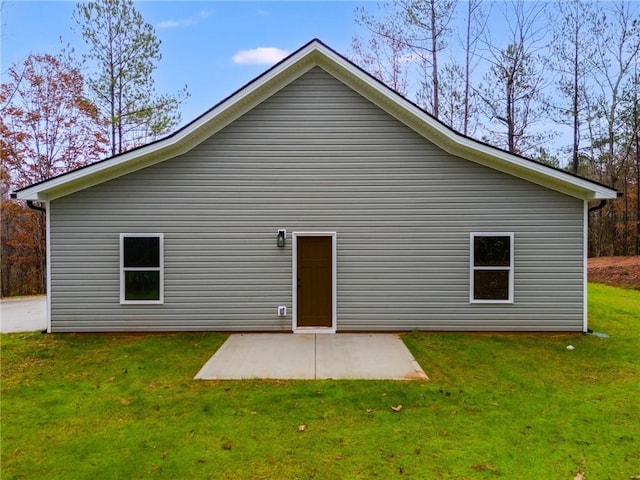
top-left (297, 236), bottom-right (333, 328)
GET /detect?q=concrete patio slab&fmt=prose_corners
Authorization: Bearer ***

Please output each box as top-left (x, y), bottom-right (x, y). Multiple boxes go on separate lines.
top-left (316, 334), bottom-right (426, 380)
top-left (194, 333), bottom-right (428, 380)
top-left (195, 334), bottom-right (316, 379)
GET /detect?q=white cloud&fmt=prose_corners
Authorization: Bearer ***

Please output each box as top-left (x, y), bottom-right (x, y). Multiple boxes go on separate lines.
top-left (157, 19), bottom-right (183, 29)
top-left (232, 47), bottom-right (290, 65)
top-left (157, 10), bottom-right (210, 29)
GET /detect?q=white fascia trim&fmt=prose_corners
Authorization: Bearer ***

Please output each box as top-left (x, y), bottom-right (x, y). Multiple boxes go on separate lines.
top-left (314, 43), bottom-right (618, 201)
top-left (15, 40), bottom-right (618, 202)
top-left (292, 231), bottom-right (337, 334)
top-left (448, 138), bottom-right (617, 200)
top-left (16, 43), bottom-right (320, 202)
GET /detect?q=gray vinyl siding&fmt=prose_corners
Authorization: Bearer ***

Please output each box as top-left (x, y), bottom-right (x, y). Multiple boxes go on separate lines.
top-left (49, 67), bottom-right (585, 332)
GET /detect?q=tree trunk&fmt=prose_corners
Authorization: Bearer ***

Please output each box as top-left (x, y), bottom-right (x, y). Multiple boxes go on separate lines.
top-left (572, 22), bottom-right (580, 175)
top-left (636, 117), bottom-right (640, 254)
top-left (506, 74), bottom-right (515, 153)
top-left (430, 0), bottom-right (439, 120)
top-left (463, 0), bottom-right (472, 136)
top-left (623, 169), bottom-right (629, 254)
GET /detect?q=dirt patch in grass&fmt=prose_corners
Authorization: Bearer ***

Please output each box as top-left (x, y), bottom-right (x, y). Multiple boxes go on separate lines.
top-left (588, 256), bottom-right (640, 290)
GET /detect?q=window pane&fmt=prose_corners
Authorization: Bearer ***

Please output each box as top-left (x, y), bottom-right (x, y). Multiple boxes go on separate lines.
top-left (474, 270), bottom-right (509, 300)
top-left (474, 236), bottom-right (511, 267)
top-left (124, 271), bottom-right (160, 301)
top-left (124, 237), bottom-right (160, 268)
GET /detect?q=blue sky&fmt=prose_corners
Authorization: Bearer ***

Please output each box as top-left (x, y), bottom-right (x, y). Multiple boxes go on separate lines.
top-left (1, 1), bottom-right (362, 126)
top-left (4, 0), bottom-right (623, 161)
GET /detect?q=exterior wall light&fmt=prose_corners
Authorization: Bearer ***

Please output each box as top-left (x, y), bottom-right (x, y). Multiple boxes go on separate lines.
top-left (277, 229), bottom-right (286, 248)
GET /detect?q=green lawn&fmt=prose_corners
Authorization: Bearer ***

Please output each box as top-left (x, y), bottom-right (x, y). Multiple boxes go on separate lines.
top-left (1, 284), bottom-right (638, 479)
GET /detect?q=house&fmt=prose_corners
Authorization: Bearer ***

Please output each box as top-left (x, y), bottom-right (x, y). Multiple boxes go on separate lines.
top-left (13, 39), bottom-right (618, 333)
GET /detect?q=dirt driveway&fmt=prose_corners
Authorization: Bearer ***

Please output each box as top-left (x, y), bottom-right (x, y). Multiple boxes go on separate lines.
top-left (0, 296), bottom-right (47, 333)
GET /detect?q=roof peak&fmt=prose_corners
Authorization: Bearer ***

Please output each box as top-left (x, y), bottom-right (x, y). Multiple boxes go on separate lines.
top-left (14, 39), bottom-right (617, 202)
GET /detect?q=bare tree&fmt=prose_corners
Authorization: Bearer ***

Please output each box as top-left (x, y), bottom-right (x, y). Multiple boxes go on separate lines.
top-left (551, 0), bottom-right (599, 174)
top-left (404, 0), bottom-right (457, 119)
top-left (634, 75), bottom-right (640, 255)
top-left (588, 1), bottom-right (640, 172)
top-left (459, 0), bottom-right (485, 136)
top-left (618, 55), bottom-right (640, 254)
top-left (585, 1), bottom-right (640, 255)
top-left (632, 68), bottom-right (640, 255)
top-left (422, 0), bottom-right (485, 135)
top-left (477, 0), bottom-right (552, 155)
top-left (352, 0), bottom-right (456, 120)
top-left (352, 4), bottom-right (410, 96)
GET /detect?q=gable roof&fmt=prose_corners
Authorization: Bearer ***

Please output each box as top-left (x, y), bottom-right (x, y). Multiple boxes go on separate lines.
top-left (14, 39), bottom-right (618, 202)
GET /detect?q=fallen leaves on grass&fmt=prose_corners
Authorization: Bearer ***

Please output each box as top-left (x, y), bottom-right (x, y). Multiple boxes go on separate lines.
top-left (298, 424), bottom-right (306, 432)
top-left (472, 463), bottom-right (498, 472)
top-left (574, 472), bottom-right (585, 480)
top-left (391, 405), bottom-right (403, 412)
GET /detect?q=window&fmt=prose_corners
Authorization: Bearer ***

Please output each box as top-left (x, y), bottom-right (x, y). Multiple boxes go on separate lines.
top-left (470, 233), bottom-right (514, 303)
top-left (120, 234), bottom-right (164, 304)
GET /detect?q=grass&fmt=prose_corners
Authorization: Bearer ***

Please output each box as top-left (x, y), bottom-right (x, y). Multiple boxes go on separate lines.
top-left (1, 284), bottom-right (638, 479)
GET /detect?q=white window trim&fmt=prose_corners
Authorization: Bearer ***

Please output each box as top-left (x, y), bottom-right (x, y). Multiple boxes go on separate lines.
top-left (470, 232), bottom-right (514, 304)
top-left (120, 233), bottom-right (164, 305)
top-left (292, 231), bottom-right (337, 334)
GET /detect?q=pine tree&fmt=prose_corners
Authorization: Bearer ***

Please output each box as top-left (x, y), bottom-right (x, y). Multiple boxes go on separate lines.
top-left (73, 0), bottom-right (188, 155)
